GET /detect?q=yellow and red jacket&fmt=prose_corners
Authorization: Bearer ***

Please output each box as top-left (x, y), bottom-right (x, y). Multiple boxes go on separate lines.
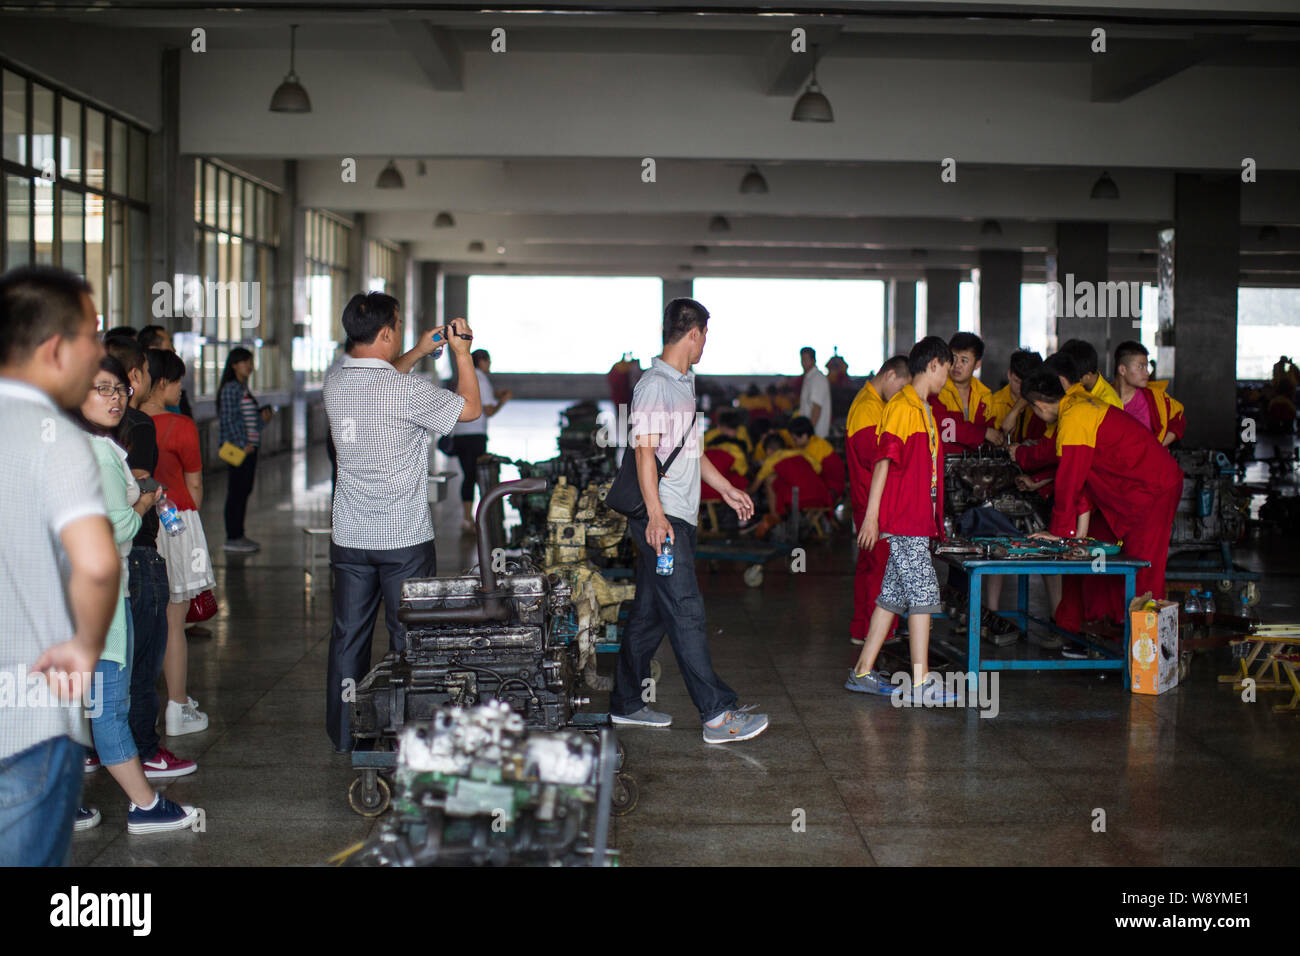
top-left (876, 385), bottom-right (945, 539)
top-left (846, 381), bottom-right (886, 516)
top-left (754, 448), bottom-right (802, 485)
top-left (989, 384), bottom-right (1047, 443)
top-left (800, 434), bottom-right (834, 472)
top-left (1116, 379), bottom-right (1186, 445)
top-left (1089, 376), bottom-right (1124, 410)
top-left (1051, 389), bottom-right (1184, 540)
top-left (930, 376), bottom-right (995, 452)
top-left (705, 438), bottom-right (749, 476)
top-left (703, 424), bottom-right (752, 455)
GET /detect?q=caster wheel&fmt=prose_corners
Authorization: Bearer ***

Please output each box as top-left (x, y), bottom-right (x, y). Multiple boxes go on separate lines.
top-left (611, 772), bottom-right (639, 816)
top-left (1217, 579), bottom-right (1235, 594)
top-left (348, 774), bottom-right (391, 817)
top-left (1179, 651), bottom-right (1193, 682)
top-left (1241, 582), bottom-right (1261, 607)
top-left (743, 565), bottom-right (764, 588)
top-left (649, 659), bottom-right (662, 682)
top-left (615, 738), bottom-right (626, 772)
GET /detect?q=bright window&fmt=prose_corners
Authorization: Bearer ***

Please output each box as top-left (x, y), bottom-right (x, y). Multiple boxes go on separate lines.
top-left (1238, 288), bottom-right (1300, 380)
top-left (466, 276), bottom-right (663, 373)
top-left (690, 277), bottom-right (885, 375)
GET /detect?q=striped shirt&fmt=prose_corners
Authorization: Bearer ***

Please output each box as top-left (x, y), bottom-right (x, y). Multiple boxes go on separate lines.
top-left (0, 379), bottom-right (102, 760)
top-left (323, 354), bottom-right (465, 550)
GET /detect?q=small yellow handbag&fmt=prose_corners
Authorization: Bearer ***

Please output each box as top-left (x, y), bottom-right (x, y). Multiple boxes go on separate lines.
top-left (218, 442), bottom-right (247, 467)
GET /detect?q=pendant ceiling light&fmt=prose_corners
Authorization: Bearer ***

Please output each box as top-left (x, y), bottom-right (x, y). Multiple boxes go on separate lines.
top-left (692, 244), bottom-right (709, 256)
top-left (434, 212), bottom-right (455, 228)
top-left (980, 219), bottom-right (1003, 236)
top-left (376, 159), bottom-right (404, 189)
top-left (739, 165), bottom-right (768, 195)
top-left (1090, 171), bottom-right (1120, 200)
top-left (708, 215), bottom-right (731, 233)
top-left (467, 240), bottom-right (485, 253)
top-left (269, 24), bottom-right (312, 113)
top-left (791, 46), bottom-right (833, 123)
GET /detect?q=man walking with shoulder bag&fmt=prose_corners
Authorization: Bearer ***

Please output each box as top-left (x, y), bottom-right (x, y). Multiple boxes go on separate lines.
top-left (608, 298), bottom-right (769, 745)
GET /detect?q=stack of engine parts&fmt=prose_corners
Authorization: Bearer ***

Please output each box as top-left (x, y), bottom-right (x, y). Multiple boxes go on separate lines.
top-left (340, 702), bottom-right (618, 867)
top-left (510, 449), bottom-right (618, 551)
top-left (540, 477), bottom-right (636, 693)
top-left (942, 448), bottom-right (1046, 534)
top-left (1171, 450), bottom-right (1248, 548)
top-left (349, 478), bottom-right (638, 819)
top-left (558, 401), bottom-right (605, 453)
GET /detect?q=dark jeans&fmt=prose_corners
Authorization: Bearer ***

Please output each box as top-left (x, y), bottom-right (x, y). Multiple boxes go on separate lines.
top-left (611, 516), bottom-right (737, 724)
top-left (127, 546), bottom-right (170, 762)
top-left (326, 539), bottom-right (437, 750)
top-left (224, 449), bottom-right (258, 540)
top-left (0, 736), bottom-right (83, 866)
top-left (453, 434), bottom-right (489, 503)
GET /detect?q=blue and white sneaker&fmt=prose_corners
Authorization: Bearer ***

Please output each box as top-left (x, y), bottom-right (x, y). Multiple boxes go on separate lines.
top-left (611, 707), bottom-right (672, 728)
top-left (702, 708), bottom-right (769, 744)
top-left (895, 675), bottom-right (960, 706)
top-left (74, 807), bottom-right (101, 831)
top-left (844, 668), bottom-right (899, 696)
top-left (127, 795), bottom-right (200, 834)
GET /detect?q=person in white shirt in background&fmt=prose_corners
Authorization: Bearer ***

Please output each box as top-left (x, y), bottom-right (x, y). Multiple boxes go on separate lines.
top-left (798, 346), bottom-right (833, 438)
top-left (450, 349), bottom-right (512, 534)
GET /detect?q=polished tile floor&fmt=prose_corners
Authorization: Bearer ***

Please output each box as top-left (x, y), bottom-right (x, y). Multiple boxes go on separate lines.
top-left (72, 401), bottom-right (1300, 866)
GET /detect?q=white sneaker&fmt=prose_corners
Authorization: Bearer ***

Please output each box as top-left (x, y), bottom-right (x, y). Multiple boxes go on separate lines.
top-left (165, 698), bottom-right (209, 736)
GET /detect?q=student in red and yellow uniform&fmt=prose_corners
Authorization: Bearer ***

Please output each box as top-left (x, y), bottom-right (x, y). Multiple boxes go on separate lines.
top-left (844, 337), bottom-right (959, 704)
top-left (702, 408), bottom-right (752, 463)
top-left (1060, 339), bottom-right (1124, 411)
top-left (1020, 366), bottom-right (1184, 607)
top-left (1113, 340), bottom-right (1186, 447)
top-left (748, 432), bottom-right (832, 537)
top-left (844, 356), bottom-right (911, 646)
top-left (928, 331), bottom-right (1004, 453)
top-left (989, 349), bottom-right (1047, 443)
top-left (737, 384), bottom-right (774, 417)
top-left (787, 416), bottom-right (833, 472)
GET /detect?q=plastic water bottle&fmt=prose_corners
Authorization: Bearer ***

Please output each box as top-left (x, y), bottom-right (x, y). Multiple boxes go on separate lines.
top-left (1203, 589), bottom-right (1216, 626)
top-left (156, 491), bottom-right (185, 537)
top-left (656, 535), bottom-right (674, 576)
top-left (1183, 589), bottom-right (1202, 629)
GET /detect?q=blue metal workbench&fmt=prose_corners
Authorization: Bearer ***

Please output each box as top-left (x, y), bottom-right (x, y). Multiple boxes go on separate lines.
top-left (936, 553), bottom-right (1151, 691)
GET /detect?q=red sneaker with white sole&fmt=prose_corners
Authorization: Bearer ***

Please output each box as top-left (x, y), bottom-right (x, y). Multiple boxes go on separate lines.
top-left (84, 754), bottom-right (100, 774)
top-left (141, 746), bottom-right (198, 779)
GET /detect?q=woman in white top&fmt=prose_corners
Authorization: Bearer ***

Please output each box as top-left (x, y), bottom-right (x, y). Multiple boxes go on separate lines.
top-left (449, 349), bottom-right (511, 534)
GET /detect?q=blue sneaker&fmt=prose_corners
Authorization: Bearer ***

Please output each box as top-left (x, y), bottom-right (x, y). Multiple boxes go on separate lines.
top-left (895, 675), bottom-right (961, 706)
top-left (127, 794), bottom-right (200, 834)
top-left (844, 668), bottom-right (899, 696)
top-left (74, 807), bottom-right (101, 831)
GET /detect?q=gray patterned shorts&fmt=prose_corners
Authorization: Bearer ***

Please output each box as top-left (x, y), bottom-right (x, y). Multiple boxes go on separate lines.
top-left (875, 534), bottom-right (943, 617)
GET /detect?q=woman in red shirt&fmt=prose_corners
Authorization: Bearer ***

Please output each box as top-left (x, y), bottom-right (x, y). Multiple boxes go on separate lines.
top-left (142, 349), bottom-right (215, 738)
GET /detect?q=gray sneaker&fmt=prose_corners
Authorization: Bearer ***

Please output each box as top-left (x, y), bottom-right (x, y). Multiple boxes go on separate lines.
top-left (223, 538), bottom-right (258, 553)
top-left (703, 708), bottom-right (769, 744)
top-left (844, 668), bottom-right (899, 696)
top-left (611, 706), bottom-right (672, 728)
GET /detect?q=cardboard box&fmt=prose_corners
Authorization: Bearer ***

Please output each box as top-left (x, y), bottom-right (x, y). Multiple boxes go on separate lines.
top-left (1129, 594), bottom-right (1180, 695)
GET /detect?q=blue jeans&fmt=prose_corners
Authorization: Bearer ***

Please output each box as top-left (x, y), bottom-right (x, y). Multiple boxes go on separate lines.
top-left (0, 736), bottom-right (84, 866)
top-left (127, 547), bottom-right (169, 761)
top-left (611, 516), bottom-right (737, 723)
top-left (90, 619), bottom-right (137, 767)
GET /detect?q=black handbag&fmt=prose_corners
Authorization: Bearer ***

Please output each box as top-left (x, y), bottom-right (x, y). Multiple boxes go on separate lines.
top-left (603, 431), bottom-right (690, 520)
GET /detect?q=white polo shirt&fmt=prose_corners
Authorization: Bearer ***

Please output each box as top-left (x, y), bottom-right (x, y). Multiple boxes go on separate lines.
top-left (323, 355), bottom-right (465, 550)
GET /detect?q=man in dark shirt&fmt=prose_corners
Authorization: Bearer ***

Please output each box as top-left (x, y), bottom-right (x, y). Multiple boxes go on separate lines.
top-left (104, 337), bottom-right (197, 779)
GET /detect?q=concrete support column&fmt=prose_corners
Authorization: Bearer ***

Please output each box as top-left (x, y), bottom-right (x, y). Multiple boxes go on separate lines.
top-left (925, 269), bottom-right (960, 343)
top-left (662, 277), bottom-right (694, 313)
top-left (1172, 173), bottom-right (1240, 449)
top-left (885, 279), bottom-right (917, 359)
top-left (416, 260), bottom-right (439, 333)
top-left (1051, 221), bottom-right (1109, 353)
top-left (442, 273), bottom-right (469, 389)
top-left (978, 250), bottom-right (1023, 388)
top-left (152, 48), bottom-right (195, 310)
top-left (279, 160), bottom-right (307, 450)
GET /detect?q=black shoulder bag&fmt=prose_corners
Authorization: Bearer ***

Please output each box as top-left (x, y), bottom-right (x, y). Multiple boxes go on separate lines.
top-left (603, 430), bottom-right (690, 521)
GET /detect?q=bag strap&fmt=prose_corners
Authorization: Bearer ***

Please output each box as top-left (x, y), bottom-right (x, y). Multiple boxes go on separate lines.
top-left (655, 422), bottom-right (693, 478)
